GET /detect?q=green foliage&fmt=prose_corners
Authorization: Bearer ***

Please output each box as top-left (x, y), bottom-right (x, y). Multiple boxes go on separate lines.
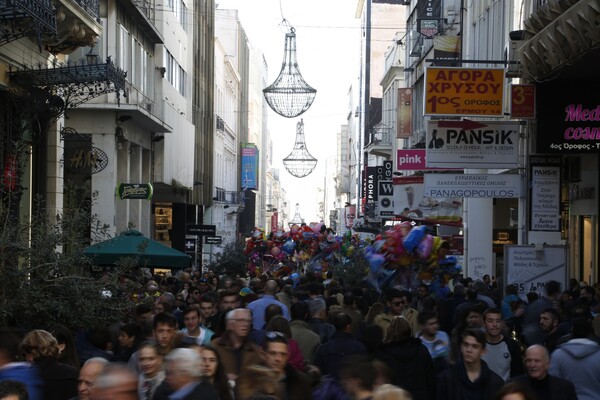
top-left (206, 240), bottom-right (248, 277)
top-left (0, 191), bottom-right (133, 330)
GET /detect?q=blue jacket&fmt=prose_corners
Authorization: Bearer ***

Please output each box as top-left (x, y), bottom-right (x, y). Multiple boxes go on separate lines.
top-left (0, 362), bottom-right (44, 400)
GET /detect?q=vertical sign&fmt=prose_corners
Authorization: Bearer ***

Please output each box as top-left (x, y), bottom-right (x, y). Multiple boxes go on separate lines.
top-left (241, 143), bottom-right (258, 190)
top-left (530, 155), bottom-right (561, 231)
top-left (397, 88), bottom-right (413, 138)
top-left (377, 161), bottom-right (394, 218)
top-left (271, 212), bottom-right (279, 232)
top-left (417, 0), bottom-right (442, 37)
top-left (511, 84), bottom-right (536, 119)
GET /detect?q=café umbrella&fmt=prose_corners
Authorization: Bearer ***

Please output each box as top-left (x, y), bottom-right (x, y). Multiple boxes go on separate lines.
top-left (83, 229), bottom-right (191, 269)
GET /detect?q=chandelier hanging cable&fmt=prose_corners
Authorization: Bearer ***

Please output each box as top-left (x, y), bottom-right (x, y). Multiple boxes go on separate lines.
top-left (283, 119), bottom-right (317, 178)
top-left (263, 24), bottom-right (317, 118)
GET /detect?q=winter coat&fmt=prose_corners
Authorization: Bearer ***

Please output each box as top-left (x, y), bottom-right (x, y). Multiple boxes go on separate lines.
top-left (549, 338), bottom-right (600, 400)
top-left (375, 337), bottom-right (435, 400)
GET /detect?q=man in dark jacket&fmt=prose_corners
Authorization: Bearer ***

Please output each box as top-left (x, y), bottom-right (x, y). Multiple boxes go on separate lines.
top-left (263, 332), bottom-right (313, 400)
top-left (436, 329), bottom-right (504, 400)
top-left (314, 313), bottom-right (367, 379)
top-left (511, 344), bottom-right (577, 400)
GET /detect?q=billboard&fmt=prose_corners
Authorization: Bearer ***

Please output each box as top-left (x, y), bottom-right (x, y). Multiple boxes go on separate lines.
top-left (536, 80), bottom-right (600, 153)
top-left (424, 174), bottom-right (522, 198)
top-left (393, 175), bottom-right (463, 225)
top-left (241, 143), bottom-right (258, 190)
top-left (425, 120), bottom-right (520, 168)
top-left (424, 67), bottom-right (504, 116)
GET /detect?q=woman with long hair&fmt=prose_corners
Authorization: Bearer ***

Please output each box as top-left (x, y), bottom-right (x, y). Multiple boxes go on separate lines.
top-left (51, 324), bottom-right (80, 370)
top-left (199, 344), bottom-right (233, 400)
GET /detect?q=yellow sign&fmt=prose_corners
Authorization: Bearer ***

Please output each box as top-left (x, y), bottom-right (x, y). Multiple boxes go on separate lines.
top-left (425, 67), bottom-right (504, 116)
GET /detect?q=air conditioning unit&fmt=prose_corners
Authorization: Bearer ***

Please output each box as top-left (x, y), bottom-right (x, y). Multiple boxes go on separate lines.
top-left (505, 40), bottom-right (523, 78)
top-left (563, 156), bottom-right (581, 182)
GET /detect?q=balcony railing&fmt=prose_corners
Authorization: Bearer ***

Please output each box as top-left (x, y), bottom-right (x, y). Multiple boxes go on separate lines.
top-left (72, 0), bottom-right (100, 20)
top-left (213, 188), bottom-right (244, 205)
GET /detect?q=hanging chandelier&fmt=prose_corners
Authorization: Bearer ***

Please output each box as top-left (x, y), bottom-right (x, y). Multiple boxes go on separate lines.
top-left (263, 26), bottom-right (317, 118)
top-left (283, 119), bottom-right (317, 178)
top-left (288, 203), bottom-right (304, 227)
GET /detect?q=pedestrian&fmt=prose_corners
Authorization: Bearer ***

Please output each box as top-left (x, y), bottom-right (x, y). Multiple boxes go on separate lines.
top-left (20, 329), bottom-right (78, 400)
top-left (137, 342), bottom-right (165, 400)
top-left (510, 344), bottom-right (577, 400)
top-left (0, 329), bottom-right (43, 400)
top-left (198, 344), bottom-right (233, 400)
top-left (89, 364), bottom-right (138, 400)
top-left (314, 313), bottom-right (367, 379)
top-left (248, 280), bottom-right (290, 331)
top-left (375, 316), bottom-right (434, 400)
top-left (373, 289), bottom-right (419, 340)
top-left (0, 380), bottom-right (29, 400)
top-left (436, 328), bottom-right (504, 400)
top-left (549, 318), bottom-right (600, 400)
top-left (153, 348), bottom-right (218, 400)
top-left (373, 384), bottom-right (413, 400)
top-left (211, 308), bottom-right (262, 383)
top-left (77, 357), bottom-right (109, 400)
top-left (261, 332), bottom-right (313, 400)
top-left (480, 308), bottom-right (524, 381)
top-left (493, 382), bottom-right (537, 400)
top-left (289, 301), bottom-right (321, 364)
top-left (128, 313), bottom-right (178, 374)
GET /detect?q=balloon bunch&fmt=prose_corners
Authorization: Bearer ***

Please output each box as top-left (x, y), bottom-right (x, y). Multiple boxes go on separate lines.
top-left (363, 223), bottom-right (461, 293)
top-left (244, 227), bottom-right (267, 275)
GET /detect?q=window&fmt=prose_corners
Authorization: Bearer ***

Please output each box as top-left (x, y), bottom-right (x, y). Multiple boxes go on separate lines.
top-left (164, 50), bottom-right (187, 97)
top-left (178, 0), bottom-right (187, 29)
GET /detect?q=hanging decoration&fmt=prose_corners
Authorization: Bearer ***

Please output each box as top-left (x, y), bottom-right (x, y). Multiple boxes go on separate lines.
top-left (263, 25), bottom-right (317, 118)
top-left (288, 203), bottom-right (304, 227)
top-left (283, 119), bottom-right (317, 178)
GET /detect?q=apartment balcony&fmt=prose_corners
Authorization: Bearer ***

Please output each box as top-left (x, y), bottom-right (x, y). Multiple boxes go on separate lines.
top-left (213, 188), bottom-right (245, 208)
top-left (120, 0), bottom-right (163, 44)
top-left (365, 123), bottom-right (394, 158)
top-left (46, 0), bottom-right (102, 54)
top-left (0, 0), bottom-right (57, 50)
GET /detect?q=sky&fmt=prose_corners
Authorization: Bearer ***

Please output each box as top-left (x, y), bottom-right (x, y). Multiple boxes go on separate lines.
top-left (216, 0), bottom-right (362, 223)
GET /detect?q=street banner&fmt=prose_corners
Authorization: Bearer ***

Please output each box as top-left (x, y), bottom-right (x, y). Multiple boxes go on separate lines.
top-left (393, 175), bottom-right (463, 225)
top-left (241, 143), bottom-right (258, 190)
top-left (529, 155), bottom-right (561, 231)
top-left (424, 174), bottom-right (522, 198)
top-left (426, 120), bottom-right (519, 168)
top-left (424, 67), bottom-right (504, 116)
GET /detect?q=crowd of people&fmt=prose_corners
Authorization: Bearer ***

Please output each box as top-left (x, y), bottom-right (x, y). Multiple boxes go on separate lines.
top-left (1, 267), bottom-right (600, 400)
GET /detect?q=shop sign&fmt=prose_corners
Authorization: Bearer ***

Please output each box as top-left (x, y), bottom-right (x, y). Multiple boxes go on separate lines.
top-left (205, 236), bottom-right (222, 245)
top-left (397, 88), bottom-right (413, 138)
top-left (426, 120), bottom-right (519, 168)
top-left (424, 174), bottom-right (522, 198)
top-left (117, 183), bottom-right (153, 200)
top-left (529, 155), bottom-right (561, 231)
top-left (424, 67), bottom-right (504, 116)
top-left (344, 205), bottom-right (356, 228)
top-left (511, 84), bottom-right (536, 118)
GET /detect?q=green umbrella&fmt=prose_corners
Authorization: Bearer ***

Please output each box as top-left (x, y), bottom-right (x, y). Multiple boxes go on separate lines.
top-left (83, 230), bottom-right (191, 269)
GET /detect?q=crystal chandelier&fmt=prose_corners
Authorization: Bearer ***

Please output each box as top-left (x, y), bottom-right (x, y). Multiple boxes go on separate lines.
top-left (283, 119), bottom-right (317, 178)
top-left (288, 203), bottom-right (304, 227)
top-left (263, 27), bottom-right (317, 118)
